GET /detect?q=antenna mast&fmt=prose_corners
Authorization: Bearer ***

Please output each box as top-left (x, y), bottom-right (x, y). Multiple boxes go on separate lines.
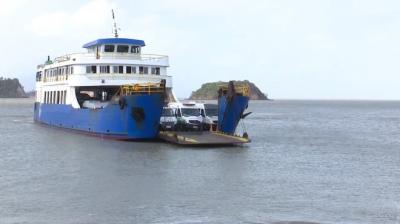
top-left (111, 9), bottom-right (119, 38)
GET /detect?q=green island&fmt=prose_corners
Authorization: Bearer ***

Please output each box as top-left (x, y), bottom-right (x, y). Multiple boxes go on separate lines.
top-left (0, 77), bottom-right (27, 98)
top-left (189, 80), bottom-right (269, 100)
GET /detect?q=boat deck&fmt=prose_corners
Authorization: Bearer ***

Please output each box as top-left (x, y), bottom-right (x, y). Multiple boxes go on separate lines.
top-left (158, 131), bottom-right (250, 146)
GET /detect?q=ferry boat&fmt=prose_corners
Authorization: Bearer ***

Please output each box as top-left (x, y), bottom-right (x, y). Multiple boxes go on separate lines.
top-left (33, 17), bottom-right (175, 139)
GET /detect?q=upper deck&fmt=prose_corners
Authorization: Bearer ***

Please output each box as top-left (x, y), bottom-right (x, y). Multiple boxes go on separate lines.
top-left (37, 38), bottom-right (169, 69)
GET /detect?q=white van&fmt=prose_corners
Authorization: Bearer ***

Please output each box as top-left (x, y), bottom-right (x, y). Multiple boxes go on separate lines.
top-left (160, 101), bottom-right (211, 131)
top-left (204, 104), bottom-right (218, 131)
top-left (159, 106), bottom-right (178, 131)
top-left (177, 101), bottom-right (206, 131)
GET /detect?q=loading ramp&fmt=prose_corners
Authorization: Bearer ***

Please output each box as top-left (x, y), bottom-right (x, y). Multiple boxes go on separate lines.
top-left (158, 131), bottom-right (250, 146)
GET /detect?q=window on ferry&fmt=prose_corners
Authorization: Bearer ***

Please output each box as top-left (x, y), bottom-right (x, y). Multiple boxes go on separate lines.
top-left (132, 66), bottom-right (137, 74)
top-left (104, 45), bottom-right (115, 52)
top-left (62, 91), bottom-right (65, 104)
top-left (86, 65), bottom-right (97, 74)
top-left (151, 67), bottom-right (161, 75)
top-left (139, 66), bottom-right (148, 74)
top-left (131, 46), bottom-right (140, 54)
top-left (118, 66), bottom-right (123, 74)
top-left (126, 66), bottom-right (132, 74)
top-left (117, 45), bottom-right (129, 53)
top-left (100, 65), bottom-right (110, 73)
top-left (36, 72), bottom-right (40, 81)
top-left (70, 66), bottom-right (74, 74)
top-left (64, 90), bottom-right (67, 104)
top-left (112, 66), bottom-right (118, 73)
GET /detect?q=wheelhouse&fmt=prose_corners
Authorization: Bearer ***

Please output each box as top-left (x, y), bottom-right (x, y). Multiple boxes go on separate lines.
top-left (83, 38), bottom-right (146, 55)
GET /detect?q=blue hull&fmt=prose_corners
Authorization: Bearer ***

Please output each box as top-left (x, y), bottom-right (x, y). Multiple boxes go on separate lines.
top-left (34, 94), bottom-right (164, 140)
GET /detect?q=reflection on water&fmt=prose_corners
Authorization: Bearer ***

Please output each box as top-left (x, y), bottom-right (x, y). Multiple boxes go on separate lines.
top-left (0, 98), bottom-right (399, 224)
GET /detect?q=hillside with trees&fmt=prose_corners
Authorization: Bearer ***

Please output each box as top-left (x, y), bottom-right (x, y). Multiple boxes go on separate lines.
top-left (0, 77), bottom-right (27, 98)
top-left (189, 80), bottom-right (268, 100)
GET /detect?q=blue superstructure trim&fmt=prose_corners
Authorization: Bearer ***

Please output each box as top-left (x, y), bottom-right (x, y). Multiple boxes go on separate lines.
top-left (82, 38), bottom-right (146, 48)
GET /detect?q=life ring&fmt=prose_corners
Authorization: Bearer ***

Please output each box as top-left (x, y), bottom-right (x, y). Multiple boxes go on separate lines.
top-left (119, 97), bottom-right (126, 110)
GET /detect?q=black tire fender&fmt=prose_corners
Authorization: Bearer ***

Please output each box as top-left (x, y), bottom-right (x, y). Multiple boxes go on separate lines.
top-left (119, 97), bottom-right (126, 110)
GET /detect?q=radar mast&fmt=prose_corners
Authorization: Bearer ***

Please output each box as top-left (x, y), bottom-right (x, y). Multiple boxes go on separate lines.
top-left (111, 9), bottom-right (120, 38)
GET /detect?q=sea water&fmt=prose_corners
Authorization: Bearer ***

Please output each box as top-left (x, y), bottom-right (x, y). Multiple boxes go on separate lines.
top-left (0, 98), bottom-right (399, 224)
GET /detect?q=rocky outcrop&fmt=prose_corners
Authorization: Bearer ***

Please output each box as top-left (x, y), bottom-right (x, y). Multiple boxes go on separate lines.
top-left (189, 80), bottom-right (268, 100)
top-left (0, 77), bottom-right (27, 98)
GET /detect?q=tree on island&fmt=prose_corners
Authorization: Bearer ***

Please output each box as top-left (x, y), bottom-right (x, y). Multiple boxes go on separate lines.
top-left (189, 80), bottom-right (269, 100)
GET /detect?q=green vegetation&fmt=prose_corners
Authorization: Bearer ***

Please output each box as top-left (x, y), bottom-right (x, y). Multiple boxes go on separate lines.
top-left (189, 80), bottom-right (268, 100)
top-left (0, 77), bottom-right (27, 98)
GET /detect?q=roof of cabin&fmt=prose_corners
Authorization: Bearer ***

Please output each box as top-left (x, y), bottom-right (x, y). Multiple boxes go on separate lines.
top-left (82, 38), bottom-right (146, 48)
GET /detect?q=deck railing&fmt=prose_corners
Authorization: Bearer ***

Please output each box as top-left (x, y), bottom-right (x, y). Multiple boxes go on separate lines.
top-left (37, 53), bottom-right (168, 68)
top-left (53, 53), bottom-right (168, 63)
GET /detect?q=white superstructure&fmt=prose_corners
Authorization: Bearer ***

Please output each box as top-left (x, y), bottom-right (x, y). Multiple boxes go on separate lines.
top-left (35, 38), bottom-right (176, 108)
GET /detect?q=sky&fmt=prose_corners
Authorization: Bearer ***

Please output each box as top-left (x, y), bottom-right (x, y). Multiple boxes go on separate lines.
top-left (1, 0), bottom-right (400, 99)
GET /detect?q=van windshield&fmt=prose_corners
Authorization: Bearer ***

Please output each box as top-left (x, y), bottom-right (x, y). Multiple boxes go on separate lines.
top-left (181, 108), bottom-right (200, 117)
top-left (206, 108), bottom-right (218, 116)
top-left (162, 108), bottom-right (175, 117)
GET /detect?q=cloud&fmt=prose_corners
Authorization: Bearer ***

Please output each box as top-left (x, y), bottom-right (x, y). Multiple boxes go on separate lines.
top-left (0, 0), bottom-right (27, 15)
top-left (28, 0), bottom-right (116, 37)
top-left (3, 0), bottom-right (400, 99)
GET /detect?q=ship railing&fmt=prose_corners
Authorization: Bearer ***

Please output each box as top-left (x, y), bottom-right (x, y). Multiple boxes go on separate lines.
top-left (219, 84), bottom-right (251, 97)
top-left (120, 83), bottom-right (165, 96)
top-left (53, 53), bottom-right (168, 62)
